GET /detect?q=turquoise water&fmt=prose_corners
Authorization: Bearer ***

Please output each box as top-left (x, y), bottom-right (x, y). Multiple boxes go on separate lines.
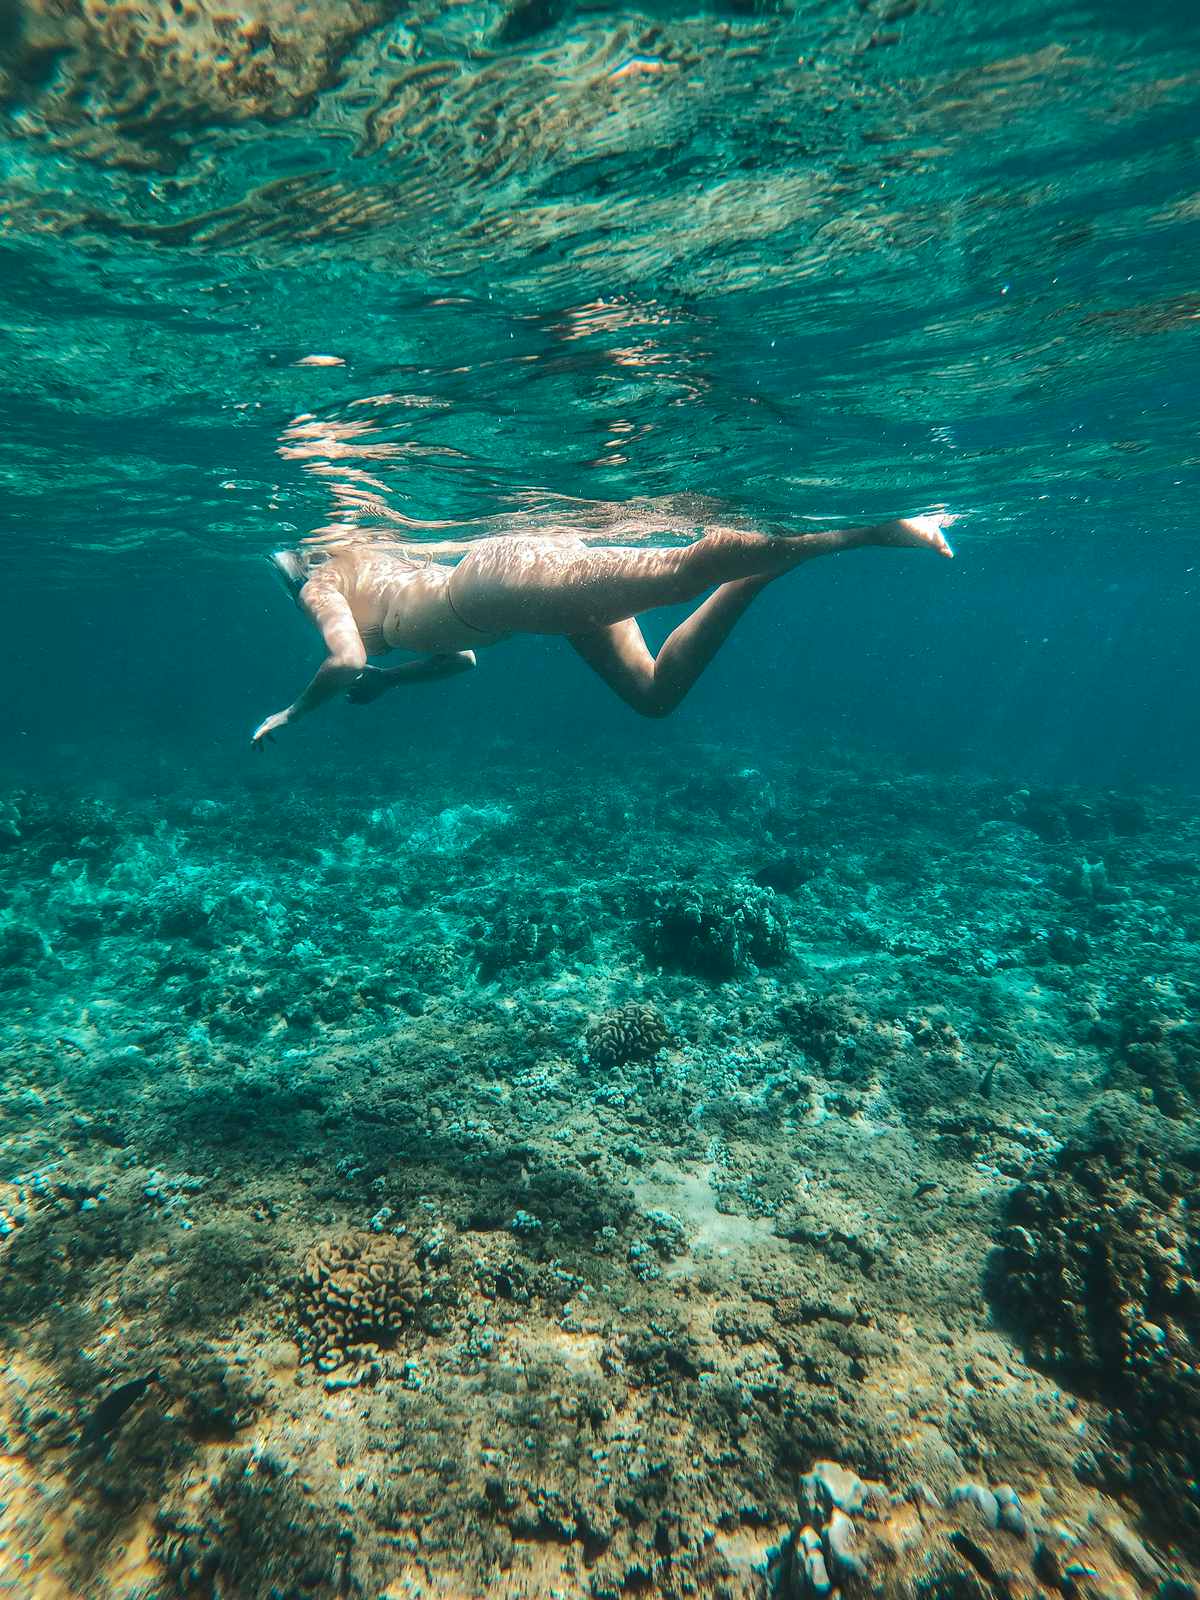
top-left (1, 4), bottom-right (1199, 1598)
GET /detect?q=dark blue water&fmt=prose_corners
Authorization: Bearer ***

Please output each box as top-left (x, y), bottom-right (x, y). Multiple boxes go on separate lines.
top-left (5, 545), bottom-right (1197, 788)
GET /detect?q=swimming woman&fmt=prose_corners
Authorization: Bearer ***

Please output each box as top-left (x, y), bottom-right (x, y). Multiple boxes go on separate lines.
top-left (251, 512), bottom-right (953, 746)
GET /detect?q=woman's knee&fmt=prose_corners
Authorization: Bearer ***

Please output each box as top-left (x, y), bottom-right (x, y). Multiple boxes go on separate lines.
top-left (628, 686), bottom-right (677, 719)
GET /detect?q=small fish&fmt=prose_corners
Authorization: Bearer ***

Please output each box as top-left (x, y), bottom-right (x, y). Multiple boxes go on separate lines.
top-left (914, 1180), bottom-right (939, 1201)
top-left (978, 1059), bottom-right (1001, 1100)
top-left (81, 1370), bottom-right (160, 1447)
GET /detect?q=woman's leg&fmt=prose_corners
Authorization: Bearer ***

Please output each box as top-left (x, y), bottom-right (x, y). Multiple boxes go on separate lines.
top-left (447, 515), bottom-right (952, 636)
top-left (569, 574), bottom-right (775, 717)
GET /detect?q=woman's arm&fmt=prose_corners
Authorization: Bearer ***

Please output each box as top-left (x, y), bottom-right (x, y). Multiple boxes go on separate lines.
top-left (252, 584), bottom-right (368, 746)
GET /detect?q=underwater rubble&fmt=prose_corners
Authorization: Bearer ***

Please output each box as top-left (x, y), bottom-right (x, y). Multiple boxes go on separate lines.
top-left (0, 741), bottom-right (1197, 1599)
top-left (773, 1459), bottom-right (1184, 1600)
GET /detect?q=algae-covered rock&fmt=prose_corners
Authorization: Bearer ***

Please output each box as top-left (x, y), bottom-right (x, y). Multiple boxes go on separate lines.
top-left (993, 1133), bottom-right (1200, 1540)
top-left (0, 918), bottom-right (48, 987)
top-left (778, 992), bottom-right (859, 1070)
top-left (1102, 981), bottom-right (1200, 1117)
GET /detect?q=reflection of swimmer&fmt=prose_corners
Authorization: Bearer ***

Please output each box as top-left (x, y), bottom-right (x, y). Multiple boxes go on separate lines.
top-left (251, 513), bottom-right (954, 746)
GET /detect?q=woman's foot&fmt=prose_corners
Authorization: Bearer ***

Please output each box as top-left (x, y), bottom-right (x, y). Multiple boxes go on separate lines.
top-left (870, 513), bottom-right (956, 558)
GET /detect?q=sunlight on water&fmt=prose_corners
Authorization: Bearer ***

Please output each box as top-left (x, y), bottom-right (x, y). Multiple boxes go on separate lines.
top-left (2, 0), bottom-right (1198, 565)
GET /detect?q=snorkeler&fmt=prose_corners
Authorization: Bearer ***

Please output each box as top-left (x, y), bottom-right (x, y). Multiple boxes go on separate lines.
top-left (251, 513), bottom-right (954, 746)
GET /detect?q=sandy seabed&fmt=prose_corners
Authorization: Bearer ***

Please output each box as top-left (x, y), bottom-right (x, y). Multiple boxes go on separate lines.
top-left (0, 739), bottom-right (1196, 1600)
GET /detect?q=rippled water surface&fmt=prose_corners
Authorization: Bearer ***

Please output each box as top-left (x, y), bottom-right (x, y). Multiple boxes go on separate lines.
top-left (3, 0), bottom-right (1199, 569)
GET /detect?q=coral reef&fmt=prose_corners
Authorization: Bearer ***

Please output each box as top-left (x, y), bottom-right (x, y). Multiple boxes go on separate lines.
top-left (776, 1459), bottom-right (1170, 1600)
top-left (1100, 980), bottom-right (1200, 1117)
top-left (0, 745), bottom-right (1198, 1597)
top-left (155, 1451), bottom-right (344, 1598)
top-left (468, 886), bottom-right (595, 979)
top-left (778, 991), bottom-right (857, 1069)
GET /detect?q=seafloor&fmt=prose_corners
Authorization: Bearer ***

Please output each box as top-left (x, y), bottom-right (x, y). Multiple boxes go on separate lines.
top-left (0, 739), bottom-right (1197, 1600)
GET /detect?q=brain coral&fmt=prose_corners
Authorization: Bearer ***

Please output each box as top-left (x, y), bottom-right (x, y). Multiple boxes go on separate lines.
top-left (295, 1232), bottom-right (421, 1373)
top-left (585, 1002), bottom-right (670, 1071)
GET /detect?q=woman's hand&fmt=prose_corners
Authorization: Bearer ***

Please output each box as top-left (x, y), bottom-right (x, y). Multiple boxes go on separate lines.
top-left (251, 709), bottom-right (291, 748)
